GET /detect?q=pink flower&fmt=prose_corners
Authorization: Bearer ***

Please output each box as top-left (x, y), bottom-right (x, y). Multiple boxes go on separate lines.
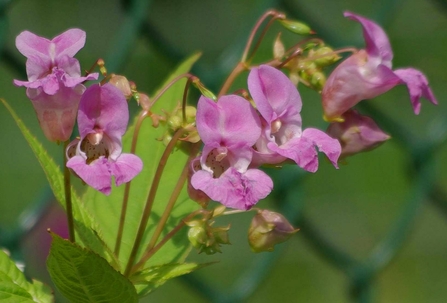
top-left (322, 12), bottom-right (437, 122)
top-left (66, 83), bottom-right (143, 195)
top-left (327, 109), bottom-right (390, 158)
top-left (248, 65), bottom-right (341, 172)
top-left (191, 95), bottom-right (273, 210)
top-left (13, 29), bottom-right (98, 142)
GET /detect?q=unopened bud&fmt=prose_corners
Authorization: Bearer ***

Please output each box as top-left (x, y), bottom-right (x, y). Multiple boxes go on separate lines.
top-left (279, 19), bottom-right (314, 35)
top-left (326, 109), bottom-right (391, 158)
top-left (168, 115), bottom-right (182, 131)
top-left (248, 209), bottom-right (299, 253)
top-left (193, 80), bottom-right (216, 101)
top-left (109, 75), bottom-right (132, 99)
top-left (186, 220), bottom-right (208, 250)
top-left (184, 106), bottom-right (197, 124)
top-left (310, 46), bottom-right (341, 67)
top-left (162, 131), bottom-right (173, 146)
top-left (185, 218), bottom-right (231, 255)
top-left (310, 71), bottom-right (326, 92)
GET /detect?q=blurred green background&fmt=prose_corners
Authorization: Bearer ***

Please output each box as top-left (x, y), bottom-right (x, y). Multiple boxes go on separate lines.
top-left (1, 0), bottom-right (447, 302)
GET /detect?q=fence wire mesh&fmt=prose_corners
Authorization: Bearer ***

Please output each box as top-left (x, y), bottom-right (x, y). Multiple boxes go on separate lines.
top-left (0, 0), bottom-right (446, 302)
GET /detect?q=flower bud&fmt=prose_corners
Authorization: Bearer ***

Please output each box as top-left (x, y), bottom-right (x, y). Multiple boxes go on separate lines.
top-left (167, 115), bottom-right (182, 131)
top-left (248, 209), bottom-right (299, 253)
top-left (109, 75), bottom-right (132, 99)
top-left (279, 19), bottom-right (313, 35)
top-left (310, 46), bottom-right (341, 67)
top-left (326, 109), bottom-right (390, 158)
top-left (184, 106), bottom-right (197, 124)
top-left (193, 80), bottom-right (216, 101)
top-left (310, 71), bottom-right (326, 92)
top-left (185, 218), bottom-right (231, 255)
top-left (186, 220), bottom-right (208, 250)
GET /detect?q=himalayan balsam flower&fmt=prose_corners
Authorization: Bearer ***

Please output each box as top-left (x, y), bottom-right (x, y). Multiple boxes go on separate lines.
top-left (13, 29), bottom-right (98, 142)
top-left (191, 95), bottom-right (273, 210)
top-left (327, 109), bottom-right (390, 158)
top-left (248, 65), bottom-right (341, 172)
top-left (66, 83), bottom-right (143, 195)
top-left (322, 12), bottom-right (437, 122)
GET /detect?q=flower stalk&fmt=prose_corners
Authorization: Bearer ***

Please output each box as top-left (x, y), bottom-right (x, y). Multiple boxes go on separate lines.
top-left (63, 140), bottom-right (75, 243)
top-left (124, 127), bottom-right (187, 277)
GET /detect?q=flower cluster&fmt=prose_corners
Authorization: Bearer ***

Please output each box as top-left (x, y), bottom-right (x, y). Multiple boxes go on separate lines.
top-left (191, 65), bottom-right (342, 210)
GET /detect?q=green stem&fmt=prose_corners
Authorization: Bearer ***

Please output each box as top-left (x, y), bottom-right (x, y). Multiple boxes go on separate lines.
top-left (63, 141), bottom-right (75, 243)
top-left (241, 10), bottom-right (284, 63)
top-left (131, 209), bottom-right (204, 274)
top-left (217, 62), bottom-right (247, 98)
top-left (124, 128), bottom-right (186, 277)
top-left (133, 143), bottom-right (200, 267)
top-left (114, 110), bottom-right (149, 257)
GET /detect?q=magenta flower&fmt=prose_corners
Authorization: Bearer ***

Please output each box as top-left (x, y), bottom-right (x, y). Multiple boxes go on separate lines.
top-left (191, 95), bottom-right (273, 210)
top-left (322, 12), bottom-right (437, 121)
top-left (13, 29), bottom-right (98, 142)
top-left (248, 65), bottom-right (341, 172)
top-left (66, 83), bottom-right (143, 195)
top-left (327, 109), bottom-right (390, 158)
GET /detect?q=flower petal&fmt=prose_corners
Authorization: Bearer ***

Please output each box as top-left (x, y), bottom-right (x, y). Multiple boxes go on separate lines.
top-left (322, 51), bottom-right (401, 121)
top-left (393, 68), bottom-right (438, 115)
top-left (77, 83), bottom-right (129, 140)
top-left (52, 28), bottom-right (86, 59)
top-left (268, 128), bottom-right (341, 172)
top-left (191, 167), bottom-right (273, 210)
top-left (248, 65), bottom-right (302, 123)
top-left (67, 156), bottom-right (112, 195)
top-left (344, 11), bottom-right (393, 67)
top-left (196, 95), bottom-right (261, 148)
top-left (15, 31), bottom-right (51, 61)
top-left (110, 153), bottom-right (143, 187)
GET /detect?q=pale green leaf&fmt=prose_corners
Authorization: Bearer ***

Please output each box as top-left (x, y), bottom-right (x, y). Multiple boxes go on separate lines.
top-left (0, 99), bottom-right (115, 267)
top-left (0, 249), bottom-right (53, 303)
top-left (83, 53), bottom-right (202, 275)
top-left (46, 233), bottom-right (138, 303)
top-left (132, 262), bottom-right (213, 297)
top-left (0, 281), bottom-right (35, 303)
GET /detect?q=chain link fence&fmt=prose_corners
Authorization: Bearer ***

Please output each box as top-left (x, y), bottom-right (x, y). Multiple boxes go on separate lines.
top-left (1, 0), bottom-right (446, 302)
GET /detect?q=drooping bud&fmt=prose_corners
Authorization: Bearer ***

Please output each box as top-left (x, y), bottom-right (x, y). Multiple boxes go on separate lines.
top-left (279, 19), bottom-right (314, 35)
top-left (248, 209), bottom-right (299, 253)
top-left (326, 109), bottom-right (390, 158)
top-left (109, 75), bottom-right (132, 99)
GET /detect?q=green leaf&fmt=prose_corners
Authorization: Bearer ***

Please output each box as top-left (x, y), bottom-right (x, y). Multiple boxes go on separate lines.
top-left (0, 99), bottom-right (114, 266)
top-left (0, 249), bottom-right (53, 303)
top-left (131, 262), bottom-right (213, 297)
top-left (83, 53), bottom-right (202, 274)
top-left (47, 233), bottom-right (138, 303)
